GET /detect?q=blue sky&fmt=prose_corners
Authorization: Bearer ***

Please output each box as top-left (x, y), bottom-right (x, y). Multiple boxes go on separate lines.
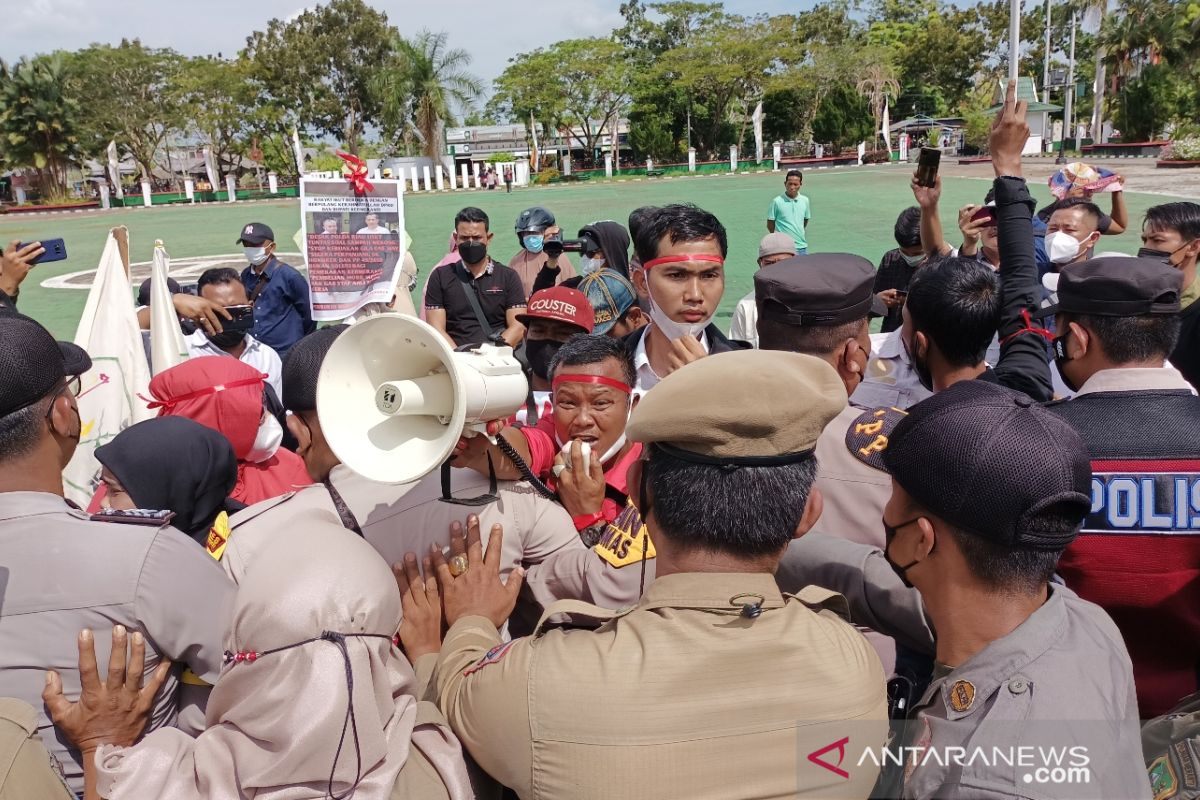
top-left (1, 0), bottom-right (818, 89)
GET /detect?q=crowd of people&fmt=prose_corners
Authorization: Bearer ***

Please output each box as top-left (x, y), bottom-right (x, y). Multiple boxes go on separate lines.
top-left (0, 82), bottom-right (1198, 800)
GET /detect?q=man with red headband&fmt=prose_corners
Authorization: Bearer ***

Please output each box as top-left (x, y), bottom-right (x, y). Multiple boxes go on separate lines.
top-left (625, 203), bottom-right (750, 395)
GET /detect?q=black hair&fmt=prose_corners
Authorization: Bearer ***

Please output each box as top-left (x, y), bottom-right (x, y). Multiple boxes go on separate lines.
top-left (0, 396), bottom-right (51, 463)
top-left (984, 188), bottom-right (996, 205)
top-left (549, 333), bottom-right (636, 388)
top-left (645, 447), bottom-right (817, 557)
top-left (1048, 198), bottom-right (1103, 229)
top-left (948, 525), bottom-right (1067, 596)
top-left (1144, 201), bottom-right (1200, 240)
top-left (785, 169), bottom-right (804, 182)
top-left (757, 317), bottom-right (866, 358)
top-left (1064, 312), bottom-right (1182, 364)
top-left (196, 268), bottom-right (242, 293)
top-left (627, 206), bottom-right (659, 242)
top-left (454, 206), bottom-right (490, 231)
top-left (632, 203), bottom-right (728, 265)
top-left (894, 206), bottom-right (922, 248)
top-left (906, 256), bottom-right (1000, 367)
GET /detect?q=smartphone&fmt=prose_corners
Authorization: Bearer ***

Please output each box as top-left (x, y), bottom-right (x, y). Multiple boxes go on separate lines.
top-left (16, 238), bottom-right (67, 264)
top-left (223, 304), bottom-right (255, 333)
top-left (970, 206), bottom-right (996, 225)
top-left (894, 290), bottom-right (908, 303)
top-left (915, 148), bottom-right (941, 188)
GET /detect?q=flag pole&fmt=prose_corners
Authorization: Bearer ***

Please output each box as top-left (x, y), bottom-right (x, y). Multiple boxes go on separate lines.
top-left (1008, 0), bottom-right (1022, 82)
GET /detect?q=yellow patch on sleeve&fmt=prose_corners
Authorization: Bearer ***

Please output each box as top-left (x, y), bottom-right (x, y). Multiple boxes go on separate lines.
top-left (593, 520), bottom-right (656, 568)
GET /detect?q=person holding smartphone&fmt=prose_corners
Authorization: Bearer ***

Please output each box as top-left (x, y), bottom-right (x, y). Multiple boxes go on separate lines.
top-left (0, 240), bottom-right (46, 312)
top-left (183, 268), bottom-right (283, 399)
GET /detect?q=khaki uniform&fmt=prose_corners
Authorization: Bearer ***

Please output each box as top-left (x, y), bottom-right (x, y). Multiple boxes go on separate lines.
top-left (778, 534), bottom-right (1153, 799)
top-left (223, 465), bottom-right (584, 589)
top-left (0, 492), bottom-right (233, 794)
top-left (0, 699), bottom-right (73, 800)
top-left (425, 572), bottom-right (888, 800)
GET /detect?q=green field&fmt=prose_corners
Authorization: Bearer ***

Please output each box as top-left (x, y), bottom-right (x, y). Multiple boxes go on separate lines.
top-left (0, 165), bottom-right (1176, 339)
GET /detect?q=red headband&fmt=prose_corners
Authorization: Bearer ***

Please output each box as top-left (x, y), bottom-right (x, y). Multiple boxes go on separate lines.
top-left (642, 254), bottom-right (725, 270)
top-left (143, 374), bottom-right (267, 411)
top-left (552, 374), bottom-right (632, 395)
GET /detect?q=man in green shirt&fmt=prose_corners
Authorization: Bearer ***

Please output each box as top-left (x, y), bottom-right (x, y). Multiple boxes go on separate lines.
top-left (767, 169), bottom-right (812, 254)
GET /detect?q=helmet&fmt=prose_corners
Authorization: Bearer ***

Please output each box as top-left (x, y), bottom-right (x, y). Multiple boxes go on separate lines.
top-left (514, 206), bottom-right (555, 233)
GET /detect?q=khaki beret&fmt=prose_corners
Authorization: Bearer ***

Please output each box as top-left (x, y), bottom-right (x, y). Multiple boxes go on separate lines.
top-left (627, 350), bottom-right (847, 465)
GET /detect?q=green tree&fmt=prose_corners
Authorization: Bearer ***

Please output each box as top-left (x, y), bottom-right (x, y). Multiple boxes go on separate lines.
top-left (242, 0), bottom-right (394, 154)
top-left (854, 52), bottom-right (900, 148)
top-left (173, 56), bottom-right (257, 184)
top-left (811, 83), bottom-right (873, 151)
top-left (0, 54), bottom-right (81, 197)
top-left (375, 30), bottom-right (482, 163)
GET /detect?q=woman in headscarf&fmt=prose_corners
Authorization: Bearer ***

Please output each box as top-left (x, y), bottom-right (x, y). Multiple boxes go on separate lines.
top-left (95, 417), bottom-right (240, 551)
top-left (48, 516), bottom-right (475, 800)
top-left (146, 357), bottom-right (311, 505)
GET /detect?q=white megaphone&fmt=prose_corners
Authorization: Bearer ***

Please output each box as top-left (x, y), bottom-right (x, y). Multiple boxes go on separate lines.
top-left (316, 313), bottom-right (528, 484)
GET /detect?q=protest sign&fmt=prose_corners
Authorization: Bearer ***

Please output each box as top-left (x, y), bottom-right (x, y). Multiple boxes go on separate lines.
top-left (300, 177), bottom-right (407, 321)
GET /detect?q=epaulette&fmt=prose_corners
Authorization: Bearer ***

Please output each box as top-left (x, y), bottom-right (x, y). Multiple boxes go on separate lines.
top-left (89, 508), bottom-right (175, 527)
top-left (788, 585), bottom-right (851, 622)
top-left (228, 491), bottom-right (302, 529)
top-left (844, 406), bottom-right (908, 472)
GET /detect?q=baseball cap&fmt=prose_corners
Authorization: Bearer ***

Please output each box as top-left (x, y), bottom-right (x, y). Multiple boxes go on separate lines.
top-left (1034, 256), bottom-right (1183, 319)
top-left (578, 268), bottom-right (638, 335)
top-left (515, 207), bottom-right (555, 233)
top-left (628, 350), bottom-right (845, 465)
top-left (755, 253), bottom-right (887, 327)
top-left (236, 222), bottom-right (275, 246)
top-left (758, 232), bottom-right (797, 260)
top-left (281, 325), bottom-right (348, 412)
top-left (0, 314), bottom-right (93, 418)
top-left (517, 286), bottom-right (594, 333)
top-left (882, 381), bottom-right (1091, 551)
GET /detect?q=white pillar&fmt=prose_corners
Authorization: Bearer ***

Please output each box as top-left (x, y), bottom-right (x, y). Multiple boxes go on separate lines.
top-left (13, 185), bottom-right (27, 204)
top-left (184, 178), bottom-right (195, 202)
top-left (460, 164), bottom-right (470, 189)
top-left (435, 166), bottom-right (445, 191)
top-left (225, 174), bottom-right (237, 202)
top-left (409, 167), bottom-right (420, 193)
top-left (472, 162), bottom-right (482, 189)
top-left (516, 161), bottom-right (530, 185)
top-left (772, 143), bottom-right (781, 170)
top-left (815, 143), bottom-right (825, 159)
top-left (605, 153), bottom-right (613, 178)
top-left (447, 164), bottom-right (456, 190)
top-left (646, 158), bottom-right (653, 173)
top-left (563, 155), bottom-right (572, 177)
top-left (267, 173), bottom-right (278, 193)
top-left (729, 145), bottom-right (738, 172)
top-left (142, 180), bottom-right (154, 207)
top-left (857, 142), bottom-right (867, 165)
top-left (98, 182), bottom-right (111, 209)
top-left (688, 148), bottom-right (697, 172)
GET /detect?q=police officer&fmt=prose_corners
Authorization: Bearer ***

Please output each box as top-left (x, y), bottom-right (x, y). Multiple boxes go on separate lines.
top-left (778, 380), bottom-right (1151, 798)
top-left (1037, 256), bottom-right (1200, 718)
top-left (0, 314), bottom-right (232, 794)
top-left (402, 351), bottom-right (889, 799)
top-left (221, 325), bottom-right (587, 602)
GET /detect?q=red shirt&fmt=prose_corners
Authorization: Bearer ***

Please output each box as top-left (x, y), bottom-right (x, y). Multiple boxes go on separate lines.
top-left (519, 418), bottom-right (642, 524)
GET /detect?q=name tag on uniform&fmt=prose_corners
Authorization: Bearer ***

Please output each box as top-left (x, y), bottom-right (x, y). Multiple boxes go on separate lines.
top-left (1084, 459), bottom-right (1200, 534)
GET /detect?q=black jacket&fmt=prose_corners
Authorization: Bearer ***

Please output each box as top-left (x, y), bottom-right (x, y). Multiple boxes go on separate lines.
top-left (1171, 299), bottom-right (1200, 392)
top-left (991, 176), bottom-right (1053, 402)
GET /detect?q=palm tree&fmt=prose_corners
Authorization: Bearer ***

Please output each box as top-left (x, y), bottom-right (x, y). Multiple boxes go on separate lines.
top-left (855, 59), bottom-right (900, 148)
top-left (376, 31), bottom-right (482, 165)
top-left (0, 54), bottom-right (81, 198)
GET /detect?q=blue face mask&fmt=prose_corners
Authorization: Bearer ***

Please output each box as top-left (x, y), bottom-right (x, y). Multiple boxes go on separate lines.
top-left (523, 235), bottom-right (544, 254)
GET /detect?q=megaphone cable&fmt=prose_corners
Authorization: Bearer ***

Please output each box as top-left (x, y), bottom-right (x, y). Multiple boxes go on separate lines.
top-left (494, 436), bottom-right (559, 501)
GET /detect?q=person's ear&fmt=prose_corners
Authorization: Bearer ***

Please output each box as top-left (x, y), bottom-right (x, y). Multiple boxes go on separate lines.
top-left (1067, 321), bottom-right (1090, 359)
top-left (287, 413), bottom-right (311, 455)
top-left (793, 486), bottom-right (823, 538)
top-left (485, 231), bottom-right (494, 245)
top-left (627, 306), bottom-right (647, 327)
top-left (913, 330), bottom-right (930, 361)
top-left (46, 394), bottom-right (75, 439)
top-left (629, 393), bottom-right (640, 413)
top-left (631, 267), bottom-right (650, 300)
top-left (914, 516), bottom-right (937, 561)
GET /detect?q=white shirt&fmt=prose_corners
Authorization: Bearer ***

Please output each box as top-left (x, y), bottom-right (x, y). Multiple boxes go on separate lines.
top-left (632, 326), bottom-right (710, 398)
top-left (1074, 365), bottom-right (1195, 397)
top-left (184, 330), bottom-right (283, 399)
top-left (356, 225), bottom-right (390, 234)
top-left (851, 329), bottom-right (1004, 409)
top-left (728, 290), bottom-right (758, 348)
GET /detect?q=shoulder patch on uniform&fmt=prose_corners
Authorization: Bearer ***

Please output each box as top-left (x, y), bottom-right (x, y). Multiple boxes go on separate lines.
top-left (89, 508), bottom-right (175, 527)
top-left (203, 511), bottom-right (232, 561)
top-left (844, 406), bottom-right (908, 472)
top-left (463, 641), bottom-right (516, 676)
top-left (593, 520), bottom-right (655, 568)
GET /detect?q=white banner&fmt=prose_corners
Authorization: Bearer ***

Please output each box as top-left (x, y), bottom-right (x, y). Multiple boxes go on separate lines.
top-left (150, 243), bottom-right (188, 375)
top-left (107, 141), bottom-right (123, 199)
top-left (292, 128), bottom-right (306, 177)
top-left (300, 178), bottom-right (407, 322)
top-left (752, 100), bottom-right (764, 162)
top-left (882, 100), bottom-right (892, 154)
top-left (203, 146), bottom-right (218, 189)
top-left (62, 229), bottom-right (152, 505)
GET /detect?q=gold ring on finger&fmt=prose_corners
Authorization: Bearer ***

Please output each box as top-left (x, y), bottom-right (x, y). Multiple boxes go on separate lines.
top-left (448, 555), bottom-right (469, 577)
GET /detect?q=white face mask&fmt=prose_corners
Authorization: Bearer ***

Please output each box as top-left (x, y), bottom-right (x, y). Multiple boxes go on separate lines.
top-left (900, 251), bottom-right (925, 267)
top-left (580, 255), bottom-right (606, 275)
top-left (246, 413), bottom-right (283, 463)
top-left (244, 246), bottom-right (269, 266)
top-left (1046, 231), bottom-right (1090, 265)
top-left (644, 279), bottom-right (712, 340)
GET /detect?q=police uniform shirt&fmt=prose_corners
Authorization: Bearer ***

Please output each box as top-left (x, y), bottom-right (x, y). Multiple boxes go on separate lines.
top-left (425, 572), bottom-right (888, 800)
top-left (778, 533), bottom-right (1152, 799)
top-left (0, 699), bottom-right (73, 800)
top-left (0, 492), bottom-right (233, 793)
top-left (223, 464), bottom-right (584, 588)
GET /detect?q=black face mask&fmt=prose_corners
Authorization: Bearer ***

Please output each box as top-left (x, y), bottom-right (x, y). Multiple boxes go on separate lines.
top-left (883, 516), bottom-right (923, 588)
top-left (525, 339), bottom-right (563, 381)
top-left (1137, 243), bottom-right (1193, 267)
top-left (206, 329), bottom-right (245, 351)
top-left (1052, 330), bottom-right (1080, 393)
top-left (459, 240), bottom-right (488, 266)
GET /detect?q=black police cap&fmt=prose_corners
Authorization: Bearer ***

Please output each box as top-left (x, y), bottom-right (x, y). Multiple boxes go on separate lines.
top-left (755, 253), bottom-right (887, 327)
top-left (882, 381), bottom-right (1092, 551)
top-left (281, 325), bottom-right (348, 412)
top-left (0, 314), bottom-right (92, 418)
top-left (1034, 256), bottom-right (1183, 319)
